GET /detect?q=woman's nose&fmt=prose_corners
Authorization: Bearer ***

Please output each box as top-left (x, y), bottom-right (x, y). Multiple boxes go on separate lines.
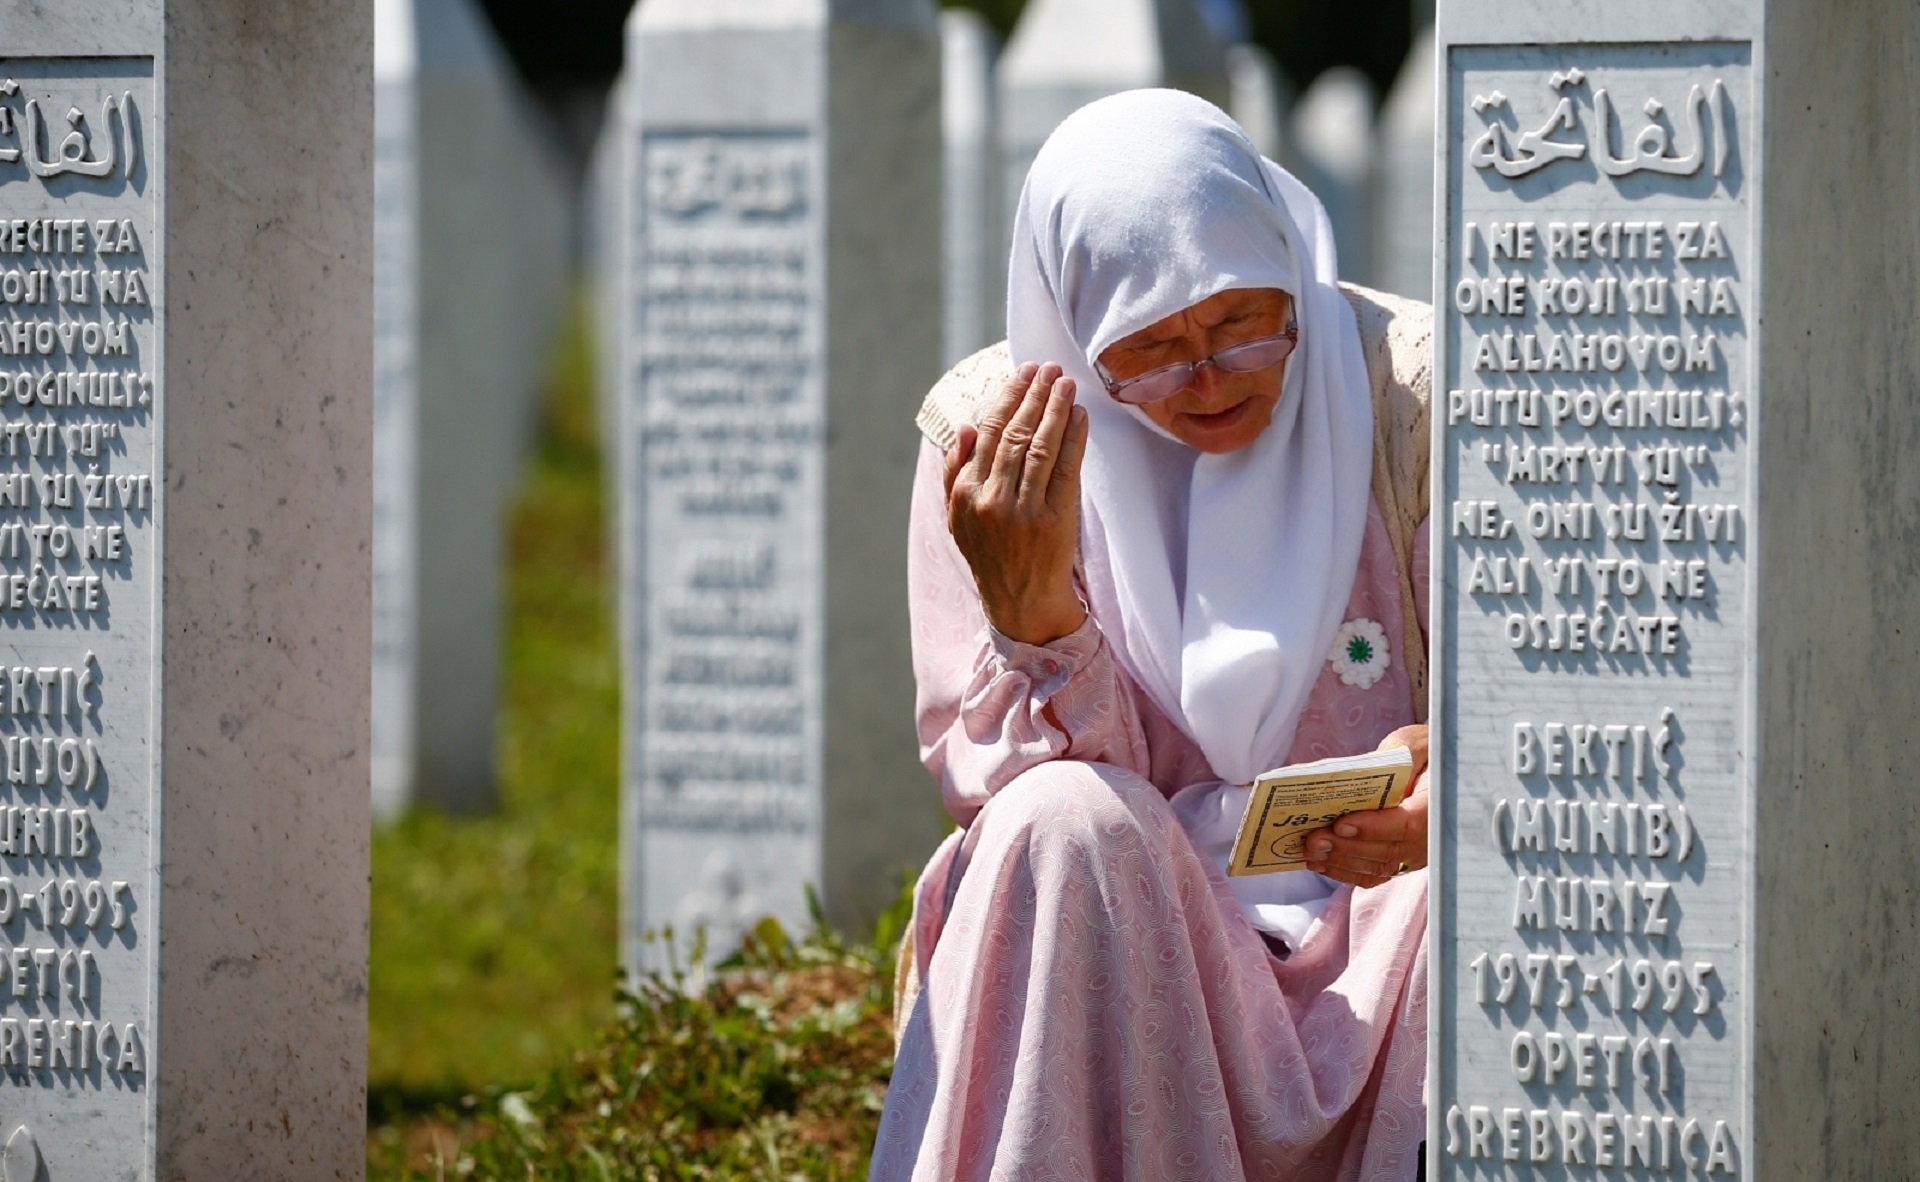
top-left (1184, 359), bottom-right (1230, 401)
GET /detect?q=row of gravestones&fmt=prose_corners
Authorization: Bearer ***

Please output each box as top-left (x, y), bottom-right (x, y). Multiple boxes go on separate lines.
top-left (590, 0), bottom-right (1447, 982)
top-left (371, 0), bottom-right (570, 818)
top-left (367, 0), bottom-right (1434, 827)
top-left (0, 0), bottom-right (1913, 1176)
top-left (940, 0), bottom-right (1446, 369)
top-left (364, 0), bottom-right (1435, 824)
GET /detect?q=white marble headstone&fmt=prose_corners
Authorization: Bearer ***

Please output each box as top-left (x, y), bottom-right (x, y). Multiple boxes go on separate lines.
top-left (0, 3), bottom-right (369, 1176)
top-left (998, 0), bottom-right (1230, 263)
top-left (618, 0), bottom-right (944, 973)
top-left (1226, 43), bottom-right (1292, 167)
top-left (372, 0), bottom-right (571, 816)
top-left (941, 9), bottom-right (1000, 368)
top-left (1289, 66), bottom-right (1376, 285)
top-left (1192, 0), bottom-right (1248, 48)
top-left (1436, 28), bottom-right (1757, 1175)
top-left (587, 71), bottom-right (632, 589)
top-left (1434, 1), bottom-right (1920, 1175)
top-left (1372, 28), bottom-right (1436, 301)
top-left (0, 50), bottom-right (163, 1182)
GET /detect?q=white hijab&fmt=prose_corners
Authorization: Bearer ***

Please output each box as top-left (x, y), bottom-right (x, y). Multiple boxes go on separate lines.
top-left (1008, 89), bottom-right (1374, 787)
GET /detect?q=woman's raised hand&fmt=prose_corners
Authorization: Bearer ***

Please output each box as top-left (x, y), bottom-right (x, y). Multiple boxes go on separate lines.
top-left (1303, 724), bottom-right (1430, 889)
top-left (943, 362), bottom-right (1091, 646)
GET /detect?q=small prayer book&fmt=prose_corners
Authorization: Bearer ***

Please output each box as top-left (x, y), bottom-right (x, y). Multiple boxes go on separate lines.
top-left (1226, 746), bottom-right (1416, 876)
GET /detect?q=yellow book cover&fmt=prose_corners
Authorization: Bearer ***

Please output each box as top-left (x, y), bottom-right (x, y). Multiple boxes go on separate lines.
top-left (1226, 746), bottom-right (1415, 876)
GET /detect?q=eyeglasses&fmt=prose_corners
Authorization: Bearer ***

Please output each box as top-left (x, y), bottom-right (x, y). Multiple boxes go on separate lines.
top-left (1095, 319), bottom-right (1300, 406)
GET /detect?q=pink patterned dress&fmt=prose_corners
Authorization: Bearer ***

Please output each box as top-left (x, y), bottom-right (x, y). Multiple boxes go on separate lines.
top-left (869, 440), bottom-right (1434, 1182)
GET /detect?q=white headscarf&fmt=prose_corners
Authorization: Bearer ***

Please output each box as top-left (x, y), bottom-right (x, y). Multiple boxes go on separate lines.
top-left (1008, 89), bottom-right (1373, 787)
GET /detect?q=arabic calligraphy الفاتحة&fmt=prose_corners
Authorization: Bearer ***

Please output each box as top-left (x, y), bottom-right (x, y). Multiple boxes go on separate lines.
top-left (1471, 71), bottom-right (1731, 182)
top-left (0, 80), bottom-right (138, 182)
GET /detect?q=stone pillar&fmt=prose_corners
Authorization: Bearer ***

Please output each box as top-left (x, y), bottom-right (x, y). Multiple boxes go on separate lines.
top-left (371, 0), bottom-right (571, 816)
top-left (1193, 0), bottom-right (1249, 48)
top-left (1226, 42), bottom-right (1293, 166)
top-left (941, 8), bottom-right (999, 367)
top-left (998, 0), bottom-right (1230, 253)
top-left (1371, 28), bottom-right (1435, 300)
top-left (1289, 66), bottom-right (1376, 285)
top-left (619, 0), bottom-right (944, 973)
top-left (1433, 2), bottom-right (1920, 1176)
top-left (587, 70), bottom-right (634, 610)
top-left (0, 2), bottom-right (368, 1176)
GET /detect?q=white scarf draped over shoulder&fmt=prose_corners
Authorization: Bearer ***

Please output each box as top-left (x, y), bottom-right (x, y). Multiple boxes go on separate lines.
top-left (1008, 89), bottom-right (1373, 789)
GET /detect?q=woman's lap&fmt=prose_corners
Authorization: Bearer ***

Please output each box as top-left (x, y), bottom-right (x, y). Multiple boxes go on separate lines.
top-left (874, 762), bottom-right (1429, 1182)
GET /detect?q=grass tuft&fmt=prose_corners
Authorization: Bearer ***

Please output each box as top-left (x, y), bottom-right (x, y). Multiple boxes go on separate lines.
top-left (368, 910), bottom-right (902, 1180)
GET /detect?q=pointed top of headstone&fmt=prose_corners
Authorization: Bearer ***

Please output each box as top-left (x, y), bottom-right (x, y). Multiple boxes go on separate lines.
top-left (373, 0), bottom-right (414, 81)
top-left (1002, 0), bottom-right (1159, 89)
top-left (1380, 25), bottom-right (1436, 138)
top-left (634, 0), bottom-right (822, 32)
top-left (1194, 0), bottom-right (1249, 46)
top-left (832, 0), bottom-right (937, 30)
top-left (1291, 66), bottom-right (1375, 188)
top-left (943, 8), bottom-right (1002, 365)
top-left (633, 0), bottom-right (933, 34)
top-left (374, 0), bottom-right (509, 82)
top-left (1370, 28), bottom-right (1437, 301)
top-left (942, 10), bottom-right (997, 145)
top-left (1002, 0), bottom-right (1226, 93)
top-left (1226, 42), bottom-right (1292, 162)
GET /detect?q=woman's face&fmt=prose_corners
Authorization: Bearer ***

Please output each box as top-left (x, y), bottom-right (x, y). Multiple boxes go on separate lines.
top-left (1095, 287), bottom-right (1294, 454)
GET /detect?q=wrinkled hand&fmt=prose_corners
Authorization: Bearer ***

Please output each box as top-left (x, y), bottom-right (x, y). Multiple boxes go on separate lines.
top-left (1303, 724), bottom-right (1430, 888)
top-left (944, 362), bottom-right (1090, 645)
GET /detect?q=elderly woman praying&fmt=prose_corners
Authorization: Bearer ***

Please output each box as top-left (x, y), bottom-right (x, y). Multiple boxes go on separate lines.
top-left (871, 89), bottom-right (1437, 1182)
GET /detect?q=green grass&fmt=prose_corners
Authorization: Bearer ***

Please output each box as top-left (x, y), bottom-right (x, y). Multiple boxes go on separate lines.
top-left (369, 911), bottom-right (902, 1181)
top-left (367, 294), bottom-right (905, 1178)
top-left (368, 291), bottom-right (621, 1102)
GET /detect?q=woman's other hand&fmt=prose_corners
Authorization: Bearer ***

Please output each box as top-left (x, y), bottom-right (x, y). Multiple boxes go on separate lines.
top-left (1302, 724), bottom-right (1429, 888)
top-left (944, 362), bottom-right (1091, 645)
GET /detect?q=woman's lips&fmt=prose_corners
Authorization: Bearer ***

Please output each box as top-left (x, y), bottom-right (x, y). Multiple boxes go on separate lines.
top-left (1178, 400), bottom-right (1250, 430)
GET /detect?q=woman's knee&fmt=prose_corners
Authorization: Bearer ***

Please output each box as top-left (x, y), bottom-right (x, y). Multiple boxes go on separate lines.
top-left (981, 761), bottom-right (1172, 855)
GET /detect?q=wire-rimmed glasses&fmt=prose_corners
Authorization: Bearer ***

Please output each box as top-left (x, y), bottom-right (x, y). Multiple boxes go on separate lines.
top-left (1095, 318), bottom-right (1300, 406)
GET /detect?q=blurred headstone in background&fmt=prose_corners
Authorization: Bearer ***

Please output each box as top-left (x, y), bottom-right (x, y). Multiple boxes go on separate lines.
top-left (372, 0), bottom-right (572, 816)
top-left (1289, 66), bottom-right (1377, 285)
top-left (586, 68), bottom-right (632, 575)
top-left (372, 2), bottom-right (419, 819)
top-left (617, 0), bottom-right (944, 975)
top-left (1370, 26), bottom-right (1435, 300)
top-left (1226, 42), bottom-right (1293, 167)
top-left (942, 9), bottom-right (1001, 366)
top-left (1193, 0), bottom-right (1249, 46)
top-left (998, 0), bottom-right (1230, 269)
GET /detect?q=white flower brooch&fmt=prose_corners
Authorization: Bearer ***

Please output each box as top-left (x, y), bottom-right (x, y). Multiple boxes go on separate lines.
top-left (1328, 618), bottom-right (1391, 689)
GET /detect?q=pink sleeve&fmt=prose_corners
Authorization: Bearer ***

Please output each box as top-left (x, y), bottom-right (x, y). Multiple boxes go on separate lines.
top-left (908, 440), bottom-right (1150, 828)
top-left (1412, 515), bottom-right (1432, 643)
